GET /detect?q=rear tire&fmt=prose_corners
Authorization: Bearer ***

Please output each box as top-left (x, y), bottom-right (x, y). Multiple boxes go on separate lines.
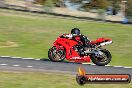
top-left (91, 49), bottom-right (112, 66)
top-left (48, 46), bottom-right (66, 62)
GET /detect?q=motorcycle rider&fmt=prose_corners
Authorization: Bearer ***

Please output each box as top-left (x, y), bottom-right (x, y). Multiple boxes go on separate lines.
top-left (62, 28), bottom-right (93, 55)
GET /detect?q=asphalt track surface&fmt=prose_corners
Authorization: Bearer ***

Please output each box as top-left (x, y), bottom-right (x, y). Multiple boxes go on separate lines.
top-left (0, 57), bottom-right (132, 76)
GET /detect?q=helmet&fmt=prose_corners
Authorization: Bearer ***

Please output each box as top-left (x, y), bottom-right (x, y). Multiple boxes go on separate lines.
top-left (71, 28), bottom-right (80, 36)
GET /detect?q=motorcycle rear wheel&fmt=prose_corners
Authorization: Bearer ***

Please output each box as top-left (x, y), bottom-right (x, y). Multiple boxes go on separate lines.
top-left (48, 46), bottom-right (66, 62)
top-left (91, 49), bottom-right (112, 66)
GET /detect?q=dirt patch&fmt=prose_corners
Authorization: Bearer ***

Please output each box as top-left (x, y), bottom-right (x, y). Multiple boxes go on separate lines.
top-left (0, 41), bottom-right (19, 48)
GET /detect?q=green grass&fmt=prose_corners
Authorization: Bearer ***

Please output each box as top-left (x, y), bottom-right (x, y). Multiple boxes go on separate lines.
top-left (0, 13), bottom-right (132, 66)
top-left (0, 71), bottom-right (131, 88)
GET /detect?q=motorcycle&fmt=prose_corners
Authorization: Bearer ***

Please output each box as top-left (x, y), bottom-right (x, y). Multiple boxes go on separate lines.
top-left (48, 34), bottom-right (113, 66)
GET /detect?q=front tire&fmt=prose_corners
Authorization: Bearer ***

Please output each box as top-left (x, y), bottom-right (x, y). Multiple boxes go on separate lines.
top-left (48, 46), bottom-right (66, 62)
top-left (91, 49), bottom-right (112, 66)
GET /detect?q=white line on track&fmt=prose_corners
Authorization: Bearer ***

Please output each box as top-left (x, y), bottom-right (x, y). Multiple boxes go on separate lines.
top-left (21, 58), bottom-right (34, 60)
top-left (0, 56), bottom-right (10, 58)
top-left (35, 59), bottom-right (40, 60)
top-left (123, 67), bottom-right (132, 69)
top-left (0, 64), bottom-right (7, 66)
top-left (12, 57), bottom-right (21, 59)
top-left (82, 63), bottom-right (96, 65)
top-left (12, 65), bottom-right (20, 67)
top-left (26, 66), bottom-right (33, 68)
top-left (113, 66), bottom-right (124, 68)
top-left (106, 65), bottom-right (111, 66)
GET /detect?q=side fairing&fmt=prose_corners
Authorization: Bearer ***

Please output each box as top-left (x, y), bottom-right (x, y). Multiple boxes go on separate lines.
top-left (53, 38), bottom-right (78, 48)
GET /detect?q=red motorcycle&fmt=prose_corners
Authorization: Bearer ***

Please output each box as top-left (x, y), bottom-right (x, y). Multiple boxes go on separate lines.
top-left (48, 34), bottom-right (113, 66)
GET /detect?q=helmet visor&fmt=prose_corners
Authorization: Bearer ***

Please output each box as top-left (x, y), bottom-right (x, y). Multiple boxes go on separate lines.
top-left (74, 30), bottom-right (80, 35)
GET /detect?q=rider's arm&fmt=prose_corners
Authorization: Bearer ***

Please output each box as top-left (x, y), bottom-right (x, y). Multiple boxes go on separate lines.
top-left (80, 35), bottom-right (91, 48)
top-left (81, 35), bottom-right (90, 42)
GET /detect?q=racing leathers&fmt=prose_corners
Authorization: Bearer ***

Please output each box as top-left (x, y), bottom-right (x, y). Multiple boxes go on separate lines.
top-left (62, 34), bottom-right (92, 55)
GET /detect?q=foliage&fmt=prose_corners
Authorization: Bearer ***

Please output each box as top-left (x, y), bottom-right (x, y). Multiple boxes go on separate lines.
top-left (126, 0), bottom-right (132, 16)
top-left (34, 0), bottom-right (64, 7)
top-left (34, 0), bottom-right (46, 5)
top-left (89, 0), bottom-right (110, 9)
top-left (71, 0), bottom-right (110, 10)
top-left (33, 0), bottom-right (132, 16)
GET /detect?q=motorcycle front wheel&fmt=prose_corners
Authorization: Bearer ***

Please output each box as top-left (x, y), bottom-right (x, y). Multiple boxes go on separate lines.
top-left (48, 46), bottom-right (66, 62)
top-left (91, 49), bottom-right (112, 66)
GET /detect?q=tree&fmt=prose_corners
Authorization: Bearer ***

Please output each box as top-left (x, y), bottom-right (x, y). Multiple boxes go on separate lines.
top-left (70, 0), bottom-right (110, 11)
top-left (34, 0), bottom-right (46, 5)
top-left (86, 0), bottom-right (110, 9)
top-left (126, 0), bottom-right (132, 16)
top-left (34, 0), bottom-right (65, 7)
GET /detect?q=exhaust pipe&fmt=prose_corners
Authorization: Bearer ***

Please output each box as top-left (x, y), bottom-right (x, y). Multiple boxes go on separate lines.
top-left (99, 41), bottom-right (113, 47)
